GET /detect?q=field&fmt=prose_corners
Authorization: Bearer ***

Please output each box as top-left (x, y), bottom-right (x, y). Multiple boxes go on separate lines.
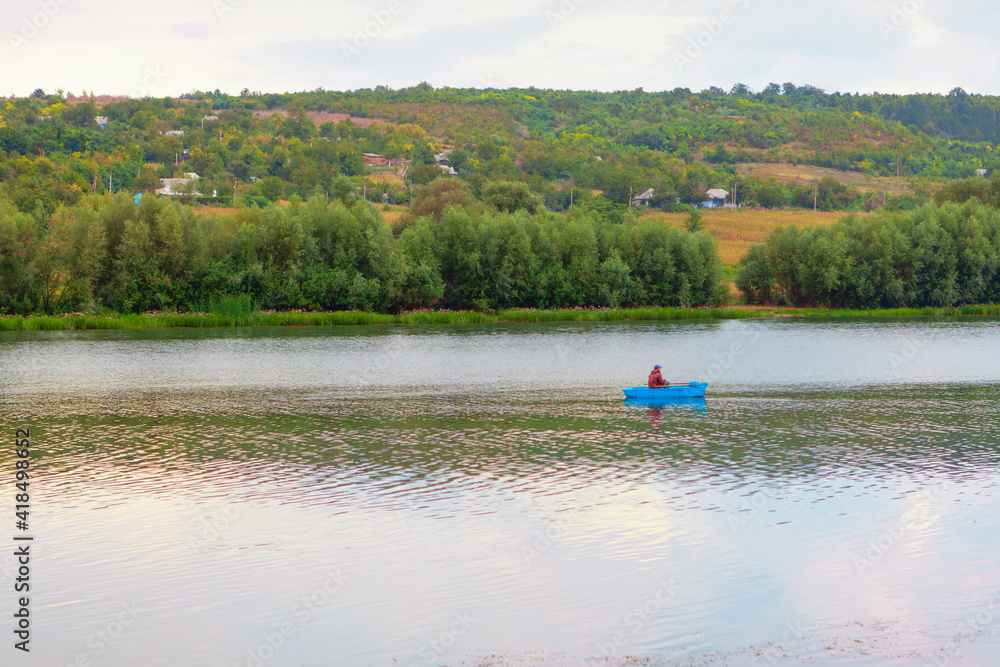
top-left (643, 208), bottom-right (851, 265)
top-left (735, 162), bottom-right (928, 197)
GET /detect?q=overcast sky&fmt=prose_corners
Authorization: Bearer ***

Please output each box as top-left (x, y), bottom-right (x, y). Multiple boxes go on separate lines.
top-left (1, 0), bottom-right (995, 97)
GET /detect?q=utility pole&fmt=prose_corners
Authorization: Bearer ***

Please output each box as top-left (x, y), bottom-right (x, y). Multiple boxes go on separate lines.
top-left (234, 179), bottom-right (238, 207)
top-left (629, 184), bottom-right (633, 207)
top-left (813, 180), bottom-right (818, 211)
top-left (109, 171), bottom-right (113, 194)
top-left (733, 180), bottom-right (737, 210)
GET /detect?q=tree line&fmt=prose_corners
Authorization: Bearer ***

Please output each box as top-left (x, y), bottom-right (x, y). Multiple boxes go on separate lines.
top-left (0, 186), bottom-right (727, 316)
top-left (736, 201), bottom-right (1000, 308)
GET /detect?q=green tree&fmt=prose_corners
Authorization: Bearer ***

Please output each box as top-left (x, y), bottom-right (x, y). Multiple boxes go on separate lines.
top-left (482, 181), bottom-right (544, 215)
top-left (686, 207), bottom-right (704, 233)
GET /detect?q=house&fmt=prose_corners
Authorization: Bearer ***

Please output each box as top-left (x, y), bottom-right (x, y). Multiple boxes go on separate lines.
top-left (95, 116), bottom-right (109, 129)
top-left (363, 153), bottom-right (389, 167)
top-left (703, 188), bottom-right (729, 209)
top-left (161, 130), bottom-right (185, 137)
top-left (632, 188), bottom-right (655, 206)
top-left (976, 169), bottom-right (991, 177)
top-left (438, 165), bottom-right (458, 176)
top-left (434, 150), bottom-right (452, 163)
top-left (156, 176), bottom-right (202, 196)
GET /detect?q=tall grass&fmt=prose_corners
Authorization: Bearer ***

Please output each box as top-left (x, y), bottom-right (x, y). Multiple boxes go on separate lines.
top-left (205, 294), bottom-right (258, 326)
top-left (1, 304), bottom-right (998, 332)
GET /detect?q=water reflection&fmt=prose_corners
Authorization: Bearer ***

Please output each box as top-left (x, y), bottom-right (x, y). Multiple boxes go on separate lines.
top-left (623, 397), bottom-right (708, 411)
top-left (1, 321), bottom-right (1000, 666)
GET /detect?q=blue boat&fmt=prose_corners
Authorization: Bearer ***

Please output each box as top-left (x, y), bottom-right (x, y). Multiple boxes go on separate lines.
top-left (623, 382), bottom-right (708, 399)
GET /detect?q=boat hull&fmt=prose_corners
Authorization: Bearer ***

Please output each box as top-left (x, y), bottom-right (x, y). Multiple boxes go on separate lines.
top-left (623, 383), bottom-right (708, 399)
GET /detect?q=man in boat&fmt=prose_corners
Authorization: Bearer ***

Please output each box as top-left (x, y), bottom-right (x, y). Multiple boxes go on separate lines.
top-left (648, 365), bottom-right (669, 389)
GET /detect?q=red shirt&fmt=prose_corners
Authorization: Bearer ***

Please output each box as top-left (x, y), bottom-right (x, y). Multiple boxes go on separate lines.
top-left (648, 369), bottom-right (667, 389)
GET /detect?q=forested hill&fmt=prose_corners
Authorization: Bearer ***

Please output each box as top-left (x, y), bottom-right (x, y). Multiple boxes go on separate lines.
top-left (3, 83), bottom-right (1000, 216)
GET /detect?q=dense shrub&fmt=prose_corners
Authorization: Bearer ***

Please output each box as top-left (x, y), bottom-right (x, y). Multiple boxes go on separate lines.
top-left (737, 202), bottom-right (1000, 307)
top-left (0, 193), bottom-right (728, 314)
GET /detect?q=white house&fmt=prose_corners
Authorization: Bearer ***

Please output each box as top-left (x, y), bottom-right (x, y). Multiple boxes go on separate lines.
top-left (704, 189), bottom-right (730, 208)
top-left (632, 188), bottom-right (655, 206)
top-left (156, 175), bottom-right (202, 196)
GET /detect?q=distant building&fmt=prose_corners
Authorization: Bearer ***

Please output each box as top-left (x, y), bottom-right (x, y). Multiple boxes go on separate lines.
top-left (976, 169), bottom-right (991, 177)
top-left (438, 165), bottom-right (458, 176)
top-left (632, 188), bottom-right (655, 206)
top-left (161, 130), bottom-right (185, 137)
top-left (156, 175), bottom-right (202, 196)
top-left (363, 153), bottom-right (389, 167)
top-left (434, 150), bottom-right (452, 163)
top-left (95, 116), bottom-right (109, 129)
top-left (703, 188), bottom-right (730, 209)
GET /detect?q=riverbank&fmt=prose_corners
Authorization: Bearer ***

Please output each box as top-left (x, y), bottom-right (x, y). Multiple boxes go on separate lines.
top-left (2, 305), bottom-right (1000, 332)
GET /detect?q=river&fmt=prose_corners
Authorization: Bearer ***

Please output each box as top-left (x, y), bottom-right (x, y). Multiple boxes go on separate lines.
top-left (1, 318), bottom-right (999, 666)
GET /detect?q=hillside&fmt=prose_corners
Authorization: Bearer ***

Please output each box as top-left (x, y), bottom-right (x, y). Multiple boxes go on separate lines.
top-left (1, 84), bottom-right (999, 220)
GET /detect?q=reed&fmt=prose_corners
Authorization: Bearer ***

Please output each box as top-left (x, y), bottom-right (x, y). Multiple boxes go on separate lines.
top-left (2, 304), bottom-right (998, 332)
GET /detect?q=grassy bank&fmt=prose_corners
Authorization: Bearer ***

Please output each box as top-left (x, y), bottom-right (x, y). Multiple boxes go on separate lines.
top-left (1, 305), bottom-right (999, 332)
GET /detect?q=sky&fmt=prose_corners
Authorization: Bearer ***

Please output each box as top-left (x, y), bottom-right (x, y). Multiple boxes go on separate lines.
top-left (1, 0), bottom-right (996, 97)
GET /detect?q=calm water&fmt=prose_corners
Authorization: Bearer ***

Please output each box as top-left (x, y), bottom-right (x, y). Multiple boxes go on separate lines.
top-left (1, 318), bottom-right (999, 666)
